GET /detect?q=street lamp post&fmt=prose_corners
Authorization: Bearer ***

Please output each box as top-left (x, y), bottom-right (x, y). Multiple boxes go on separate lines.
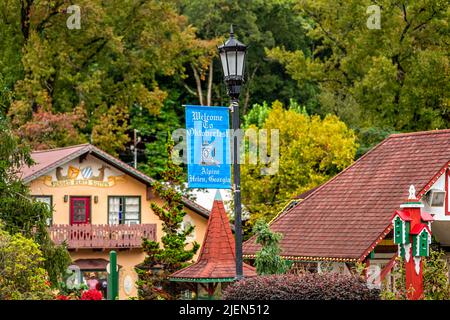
top-left (218, 25), bottom-right (247, 280)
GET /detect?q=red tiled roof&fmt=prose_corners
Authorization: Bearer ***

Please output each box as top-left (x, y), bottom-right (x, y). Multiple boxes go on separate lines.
top-left (294, 186), bottom-right (320, 199)
top-left (244, 129), bottom-right (450, 261)
top-left (420, 212), bottom-right (434, 222)
top-left (20, 144), bottom-right (90, 181)
top-left (171, 191), bottom-right (256, 281)
top-left (19, 144), bottom-right (210, 218)
top-left (410, 224), bottom-right (431, 235)
top-left (393, 210), bottom-right (412, 221)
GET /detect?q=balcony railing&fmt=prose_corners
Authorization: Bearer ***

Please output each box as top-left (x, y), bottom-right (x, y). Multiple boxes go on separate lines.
top-left (49, 224), bottom-right (157, 249)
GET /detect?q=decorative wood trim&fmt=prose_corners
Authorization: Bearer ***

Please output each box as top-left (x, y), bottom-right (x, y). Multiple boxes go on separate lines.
top-left (359, 224), bottom-right (394, 262)
top-left (380, 254), bottom-right (398, 282)
top-left (24, 144), bottom-right (210, 219)
top-left (243, 254), bottom-right (358, 263)
top-left (417, 161), bottom-right (450, 199)
top-left (49, 223), bottom-right (156, 249)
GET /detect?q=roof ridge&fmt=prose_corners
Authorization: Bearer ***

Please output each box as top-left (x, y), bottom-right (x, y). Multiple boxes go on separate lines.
top-left (31, 143), bottom-right (91, 153)
top-left (389, 128), bottom-right (450, 138)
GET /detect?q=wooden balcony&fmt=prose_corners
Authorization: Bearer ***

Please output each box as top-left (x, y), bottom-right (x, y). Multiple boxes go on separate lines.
top-left (49, 224), bottom-right (157, 249)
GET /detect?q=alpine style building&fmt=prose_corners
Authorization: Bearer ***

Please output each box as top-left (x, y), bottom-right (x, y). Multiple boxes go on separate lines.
top-left (20, 143), bottom-right (209, 299)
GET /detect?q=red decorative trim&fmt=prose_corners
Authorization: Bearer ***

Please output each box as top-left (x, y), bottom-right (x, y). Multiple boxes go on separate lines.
top-left (416, 160), bottom-right (450, 200)
top-left (359, 224), bottom-right (393, 262)
top-left (380, 254), bottom-right (398, 282)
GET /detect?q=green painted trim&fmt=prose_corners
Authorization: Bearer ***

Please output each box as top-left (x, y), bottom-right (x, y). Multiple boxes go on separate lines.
top-left (107, 251), bottom-right (119, 300)
top-left (169, 277), bottom-right (235, 283)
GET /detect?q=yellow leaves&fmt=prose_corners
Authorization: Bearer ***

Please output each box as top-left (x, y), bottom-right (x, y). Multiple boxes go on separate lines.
top-left (8, 100), bottom-right (32, 127)
top-left (266, 47), bottom-right (323, 84)
top-left (0, 229), bottom-right (53, 300)
top-left (188, 36), bottom-right (221, 77)
top-left (242, 100), bottom-right (357, 224)
top-left (136, 84), bottom-right (168, 115)
top-left (91, 105), bottom-right (130, 156)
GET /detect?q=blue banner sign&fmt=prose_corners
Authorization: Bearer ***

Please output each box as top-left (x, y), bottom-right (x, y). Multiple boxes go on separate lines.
top-left (185, 105), bottom-right (231, 189)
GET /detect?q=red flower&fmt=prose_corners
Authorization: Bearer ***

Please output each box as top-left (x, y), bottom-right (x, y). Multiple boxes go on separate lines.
top-left (56, 295), bottom-right (70, 300)
top-left (81, 289), bottom-right (103, 300)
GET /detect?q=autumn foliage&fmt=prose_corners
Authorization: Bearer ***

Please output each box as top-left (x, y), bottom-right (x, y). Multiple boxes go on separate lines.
top-left (14, 107), bottom-right (86, 150)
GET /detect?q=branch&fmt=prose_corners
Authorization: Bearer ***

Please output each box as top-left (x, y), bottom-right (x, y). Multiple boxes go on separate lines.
top-left (303, 8), bottom-right (347, 55)
top-left (182, 83), bottom-right (197, 97)
top-left (36, 0), bottom-right (65, 34)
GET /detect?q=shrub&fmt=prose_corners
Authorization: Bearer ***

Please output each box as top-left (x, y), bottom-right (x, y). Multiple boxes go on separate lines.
top-left (253, 220), bottom-right (291, 275)
top-left (81, 289), bottom-right (103, 300)
top-left (0, 228), bottom-right (54, 300)
top-left (223, 273), bottom-right (380, 300)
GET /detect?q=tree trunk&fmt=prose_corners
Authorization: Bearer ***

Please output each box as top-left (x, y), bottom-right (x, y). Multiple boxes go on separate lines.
top-left (191, 64), bottom-right (204, 106)
top-left (207, 60), bottom-right (213, 106)
top-left (20, 0), bottom-right (34, 43)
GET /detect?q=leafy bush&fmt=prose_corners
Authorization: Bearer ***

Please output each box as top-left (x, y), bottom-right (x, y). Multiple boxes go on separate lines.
top-left (0, 228), bottom-right (53, 300)
top-left (81, 289), bottom-right (103, 300)
top-left (253, 220), bottom-right (291, 275)
top-left (223, 273), bottom-right (380, 300)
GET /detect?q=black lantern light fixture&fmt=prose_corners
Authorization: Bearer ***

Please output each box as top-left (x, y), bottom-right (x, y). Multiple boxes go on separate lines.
top-left (218, 25), bottom-right (247, 100)
top-left (218, 25), bottom-right (247, 280)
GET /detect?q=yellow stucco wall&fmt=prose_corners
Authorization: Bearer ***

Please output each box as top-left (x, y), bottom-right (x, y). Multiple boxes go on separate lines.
top-left (28, 154), bottom-right (208, 299)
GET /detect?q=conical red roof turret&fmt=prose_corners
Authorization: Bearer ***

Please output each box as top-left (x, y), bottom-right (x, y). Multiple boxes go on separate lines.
top-left (170, 191), bottom-right (256, 281)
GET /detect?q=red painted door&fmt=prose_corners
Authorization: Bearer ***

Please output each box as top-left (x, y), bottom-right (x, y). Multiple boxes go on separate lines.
top-left (70, 197), bottom-right (90, 225)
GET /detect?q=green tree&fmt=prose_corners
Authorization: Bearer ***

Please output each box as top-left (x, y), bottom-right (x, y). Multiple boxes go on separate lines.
top-left (0, 227), bottom-right (54, 300)
top-left (136, 138), bottom-right (199, 300)
top-left (1, 0), bottom-right (211, 155)
top-left (253, 220), bottom-right (290, 275)
top-left (135, 91), bottom-right (184, 179)
top-left (267, 0), bottom-right (450, 153)
top-left (180, 0), bottom-right (315, 111)
top-left (241, 100), bottom-right (357, 227)
top-left (0, 117), bottom-right (70, 286)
